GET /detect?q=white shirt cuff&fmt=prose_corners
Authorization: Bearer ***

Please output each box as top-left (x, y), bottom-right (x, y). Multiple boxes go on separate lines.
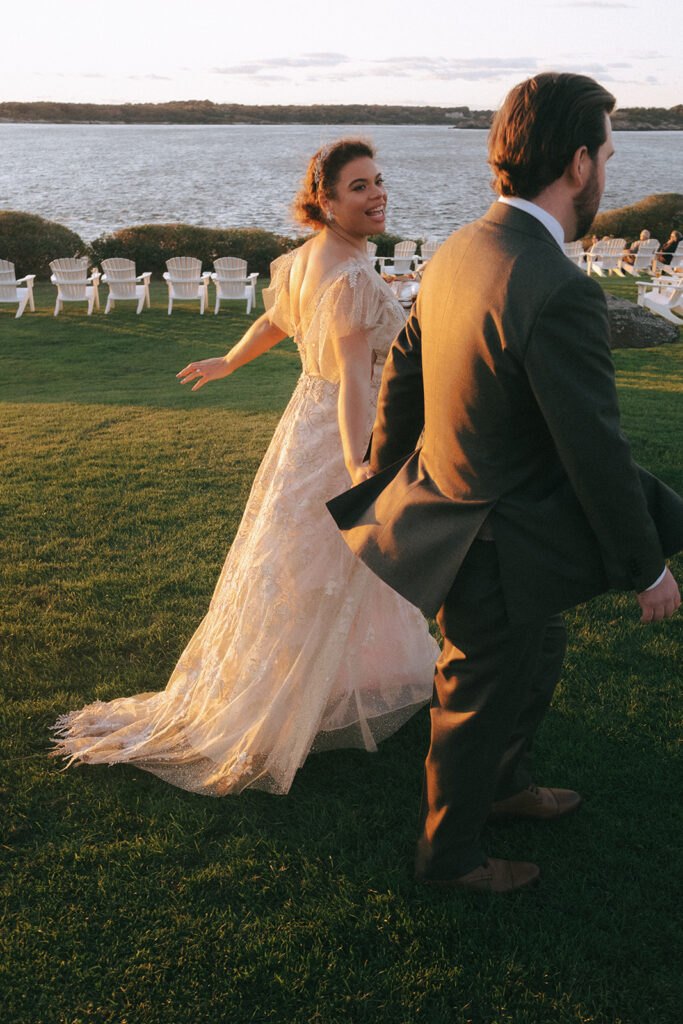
top-left (644, 567), bottom-right (667, 591)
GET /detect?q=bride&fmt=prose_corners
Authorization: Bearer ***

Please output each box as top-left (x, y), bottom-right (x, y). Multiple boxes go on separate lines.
top-left (52, 138), bottom-right (440, 795)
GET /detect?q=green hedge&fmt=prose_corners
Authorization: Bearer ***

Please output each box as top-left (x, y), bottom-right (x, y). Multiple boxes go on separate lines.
top-left (88, 224), bottom-right (303, 278)
top-left (4, 197), bottom-right (680, 281)
top-left (0, 210), bottom-right (89, 280)
top-left (0, 208), bottom-right (424, 282)
top-left (89, 225), bottom-right (411, 276)
top-left (588, 192), bottom-right (682, 246)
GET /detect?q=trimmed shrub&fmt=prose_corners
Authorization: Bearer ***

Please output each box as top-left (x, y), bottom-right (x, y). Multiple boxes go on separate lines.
top-left (0, 210), bottom-right (89, 280)
top-left (368, 232), bottom-right (417, 258)
top-left (587, 193), bottom-right (683, 246)
top-left (89, 224), bottom-right (301, 278)
top-left (0, 213), bottom-right (425, 282)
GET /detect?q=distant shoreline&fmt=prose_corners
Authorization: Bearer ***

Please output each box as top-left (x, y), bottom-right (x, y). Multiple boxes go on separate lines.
top-left (2, 121), bottom-right (682, 132)
top-left (1, 100), bottom-right (682, 131)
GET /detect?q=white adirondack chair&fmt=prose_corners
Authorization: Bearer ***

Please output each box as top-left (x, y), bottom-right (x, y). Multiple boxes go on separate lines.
top-left (659, 241), bottom-right (683, 277)
top-left (619, 239), bottom-right (660, 277)
top-left (563, 241), bottom-right (586, 266)
top-left (637, 277), bottom-right (683, 325)
top-left (416, 240), bottom-right (441, 268)
top-left (101, 258), bottom-right (151, 314)
top-left (210, 257), bottom-right (258, 315)
top-left (378, 240), bottom-right (418, 275)
top-left (366, 240), bottom-right (378, 264)
top-left (163, 257), bottom-right (210, 315)
top-left (587, 239), bottom-right (626, 276)
top-left (0, 259), bottom-right (35, 318)
top-left (50, 258), bottom-right (100, 316)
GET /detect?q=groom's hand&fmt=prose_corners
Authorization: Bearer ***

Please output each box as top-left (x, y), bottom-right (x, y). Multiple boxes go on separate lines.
top-left (637, 568), bottom-right (680, 623)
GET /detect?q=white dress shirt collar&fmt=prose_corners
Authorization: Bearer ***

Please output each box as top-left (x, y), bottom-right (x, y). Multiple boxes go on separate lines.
top-left (497, 196), bottom-right (565, 250)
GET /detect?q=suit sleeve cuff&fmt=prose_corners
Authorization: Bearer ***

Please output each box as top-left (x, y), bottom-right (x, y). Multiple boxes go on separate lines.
top-left (644, 567), bottom-right (667, 592)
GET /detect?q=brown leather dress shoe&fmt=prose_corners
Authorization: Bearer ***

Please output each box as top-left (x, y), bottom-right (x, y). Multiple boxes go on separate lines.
top-left (425, 857), bottom-right (540, 893)
top-left (488, 784), bottom-right (582, 822)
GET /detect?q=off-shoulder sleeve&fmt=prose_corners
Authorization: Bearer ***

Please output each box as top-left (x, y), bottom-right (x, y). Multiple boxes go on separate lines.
top-left (262, 250), bottom-right (297, 336)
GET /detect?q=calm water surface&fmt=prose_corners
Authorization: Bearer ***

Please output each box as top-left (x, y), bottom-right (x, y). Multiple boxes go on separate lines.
top-left (1, 124), bottom-right (681, 241)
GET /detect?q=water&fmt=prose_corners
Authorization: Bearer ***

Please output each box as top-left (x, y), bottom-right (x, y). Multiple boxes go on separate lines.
top-left (1, 123), bottom-right (681, 242)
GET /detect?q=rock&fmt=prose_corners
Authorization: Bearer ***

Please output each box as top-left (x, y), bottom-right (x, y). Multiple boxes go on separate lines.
top-left (604, 291), bottom-right (679, 348)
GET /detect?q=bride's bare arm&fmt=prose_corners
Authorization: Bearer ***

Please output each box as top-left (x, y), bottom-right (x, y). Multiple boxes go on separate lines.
top-left (333, 331), bottom-right (374, 485)
top-left (177, 313), bottom-right (288, 390)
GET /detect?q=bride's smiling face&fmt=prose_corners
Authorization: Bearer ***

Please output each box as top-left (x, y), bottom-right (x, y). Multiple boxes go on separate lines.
top-left (325, 156), bottom-right (387, 237)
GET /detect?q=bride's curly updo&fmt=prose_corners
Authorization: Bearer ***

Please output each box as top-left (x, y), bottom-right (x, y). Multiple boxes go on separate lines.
top-left (292, 138), bottom-right (375, 230)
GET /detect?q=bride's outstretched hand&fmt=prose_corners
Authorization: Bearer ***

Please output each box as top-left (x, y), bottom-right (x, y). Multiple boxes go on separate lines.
top-left (177, 357), bottom-right (232, 391)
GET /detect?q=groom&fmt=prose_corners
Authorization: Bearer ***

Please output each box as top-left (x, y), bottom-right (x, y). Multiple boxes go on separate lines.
top-left (328, 72), bottom-right (682, 892)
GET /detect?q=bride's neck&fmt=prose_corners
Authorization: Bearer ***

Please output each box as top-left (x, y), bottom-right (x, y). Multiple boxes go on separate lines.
top-left (321, 224), bottom-right (368, 255)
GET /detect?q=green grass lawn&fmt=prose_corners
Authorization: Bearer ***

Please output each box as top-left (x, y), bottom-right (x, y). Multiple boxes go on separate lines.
top-left (1, 277), bottom-right (682, 1024)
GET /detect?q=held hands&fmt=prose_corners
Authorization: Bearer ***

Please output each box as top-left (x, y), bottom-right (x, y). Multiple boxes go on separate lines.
top-left (349, 462), bottom-right (375, 486)
top-left (177, 357), bottom-right (232, 391)
top-left (637, 567), bottom-right (681, 624)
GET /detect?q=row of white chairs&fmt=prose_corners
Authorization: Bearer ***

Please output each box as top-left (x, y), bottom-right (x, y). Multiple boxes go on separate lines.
top-left (564, 239), bottom-right (683, 279)
top-left (0, 256), bottom-right (259, 318)
top-left (368, 239), bottom-right (441, 275)
top-left (2, 238), bottom-right (444, 319)
top-left (162, 256), bottom-right (259, 316)
top-left (563, 239), bottom-right (683, 325)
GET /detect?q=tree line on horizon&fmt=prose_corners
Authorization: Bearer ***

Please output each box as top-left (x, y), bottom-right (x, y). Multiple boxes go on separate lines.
top-left (1, 99), bottom-right (682, 129)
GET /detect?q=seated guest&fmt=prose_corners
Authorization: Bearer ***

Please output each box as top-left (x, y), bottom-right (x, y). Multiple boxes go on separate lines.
top-left (622, 229), bottom-right (651, 265)
top-left (656, 229), bottom-right (682, 266)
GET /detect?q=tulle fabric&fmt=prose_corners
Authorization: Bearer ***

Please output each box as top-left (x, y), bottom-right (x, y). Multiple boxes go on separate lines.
top-left (52, 253), bottom-right (439, 795)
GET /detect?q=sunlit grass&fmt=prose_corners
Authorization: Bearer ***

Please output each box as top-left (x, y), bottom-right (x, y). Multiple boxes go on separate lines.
top-left (1, 278), bottom-right (682, 1023)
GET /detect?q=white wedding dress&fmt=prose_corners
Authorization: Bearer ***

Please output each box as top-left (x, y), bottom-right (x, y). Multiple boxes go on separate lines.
top-left (52, 251), bottom-right (439, 795)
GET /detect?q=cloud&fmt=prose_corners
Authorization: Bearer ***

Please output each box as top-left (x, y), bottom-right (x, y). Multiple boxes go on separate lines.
top-left (34, 70), bottom-right (172, 82)
top-left (298, 55), bottom-right (543, 84)
top-left (550, 61), bottom-right (615, 72)
top-left (369, 56), bottom-right (540, 79)
top-left (208, 51), bottom-right (658, 89)
top-left (242, 74), bottom-right (290, 83)
top-left (628, 51), bottom-right (669, 60)
top-left (212, 53), bottom-right (349, 76)
top-left (37, 71), bottom-right (108, 79)
top-left (551, 2), bottom-right (635, 8)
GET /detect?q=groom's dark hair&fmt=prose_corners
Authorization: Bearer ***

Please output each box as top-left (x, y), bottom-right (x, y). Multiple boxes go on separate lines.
top-left (488, 72), bottom-right (616, 199)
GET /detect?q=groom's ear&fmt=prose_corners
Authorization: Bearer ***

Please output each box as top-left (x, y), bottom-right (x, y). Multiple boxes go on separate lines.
top-left (566, 144), bottom-right (591, 189)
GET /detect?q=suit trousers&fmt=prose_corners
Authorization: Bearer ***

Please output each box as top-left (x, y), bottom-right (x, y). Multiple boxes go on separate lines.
top-left (415, 540), bottom-right (567, 880)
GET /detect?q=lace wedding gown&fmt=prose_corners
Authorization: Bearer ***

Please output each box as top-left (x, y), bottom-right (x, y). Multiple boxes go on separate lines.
top-left (52, 251), bottom-right (439, 795)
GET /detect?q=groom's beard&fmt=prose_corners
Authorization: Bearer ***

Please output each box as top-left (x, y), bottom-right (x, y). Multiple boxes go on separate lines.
top-left (571, 163), bottom-right (601, 241)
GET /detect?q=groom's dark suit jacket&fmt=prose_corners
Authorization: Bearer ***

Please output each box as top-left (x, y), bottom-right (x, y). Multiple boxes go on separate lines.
top-left (328, 203), bottom-right (683, 624)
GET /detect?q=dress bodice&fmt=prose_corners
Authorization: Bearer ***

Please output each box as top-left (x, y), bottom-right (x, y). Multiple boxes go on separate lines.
top-left (263, 249), bottom-right (407, 382)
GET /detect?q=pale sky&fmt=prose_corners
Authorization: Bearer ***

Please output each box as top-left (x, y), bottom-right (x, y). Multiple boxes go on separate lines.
top-left (2, 0), bottom-right (680, 110)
